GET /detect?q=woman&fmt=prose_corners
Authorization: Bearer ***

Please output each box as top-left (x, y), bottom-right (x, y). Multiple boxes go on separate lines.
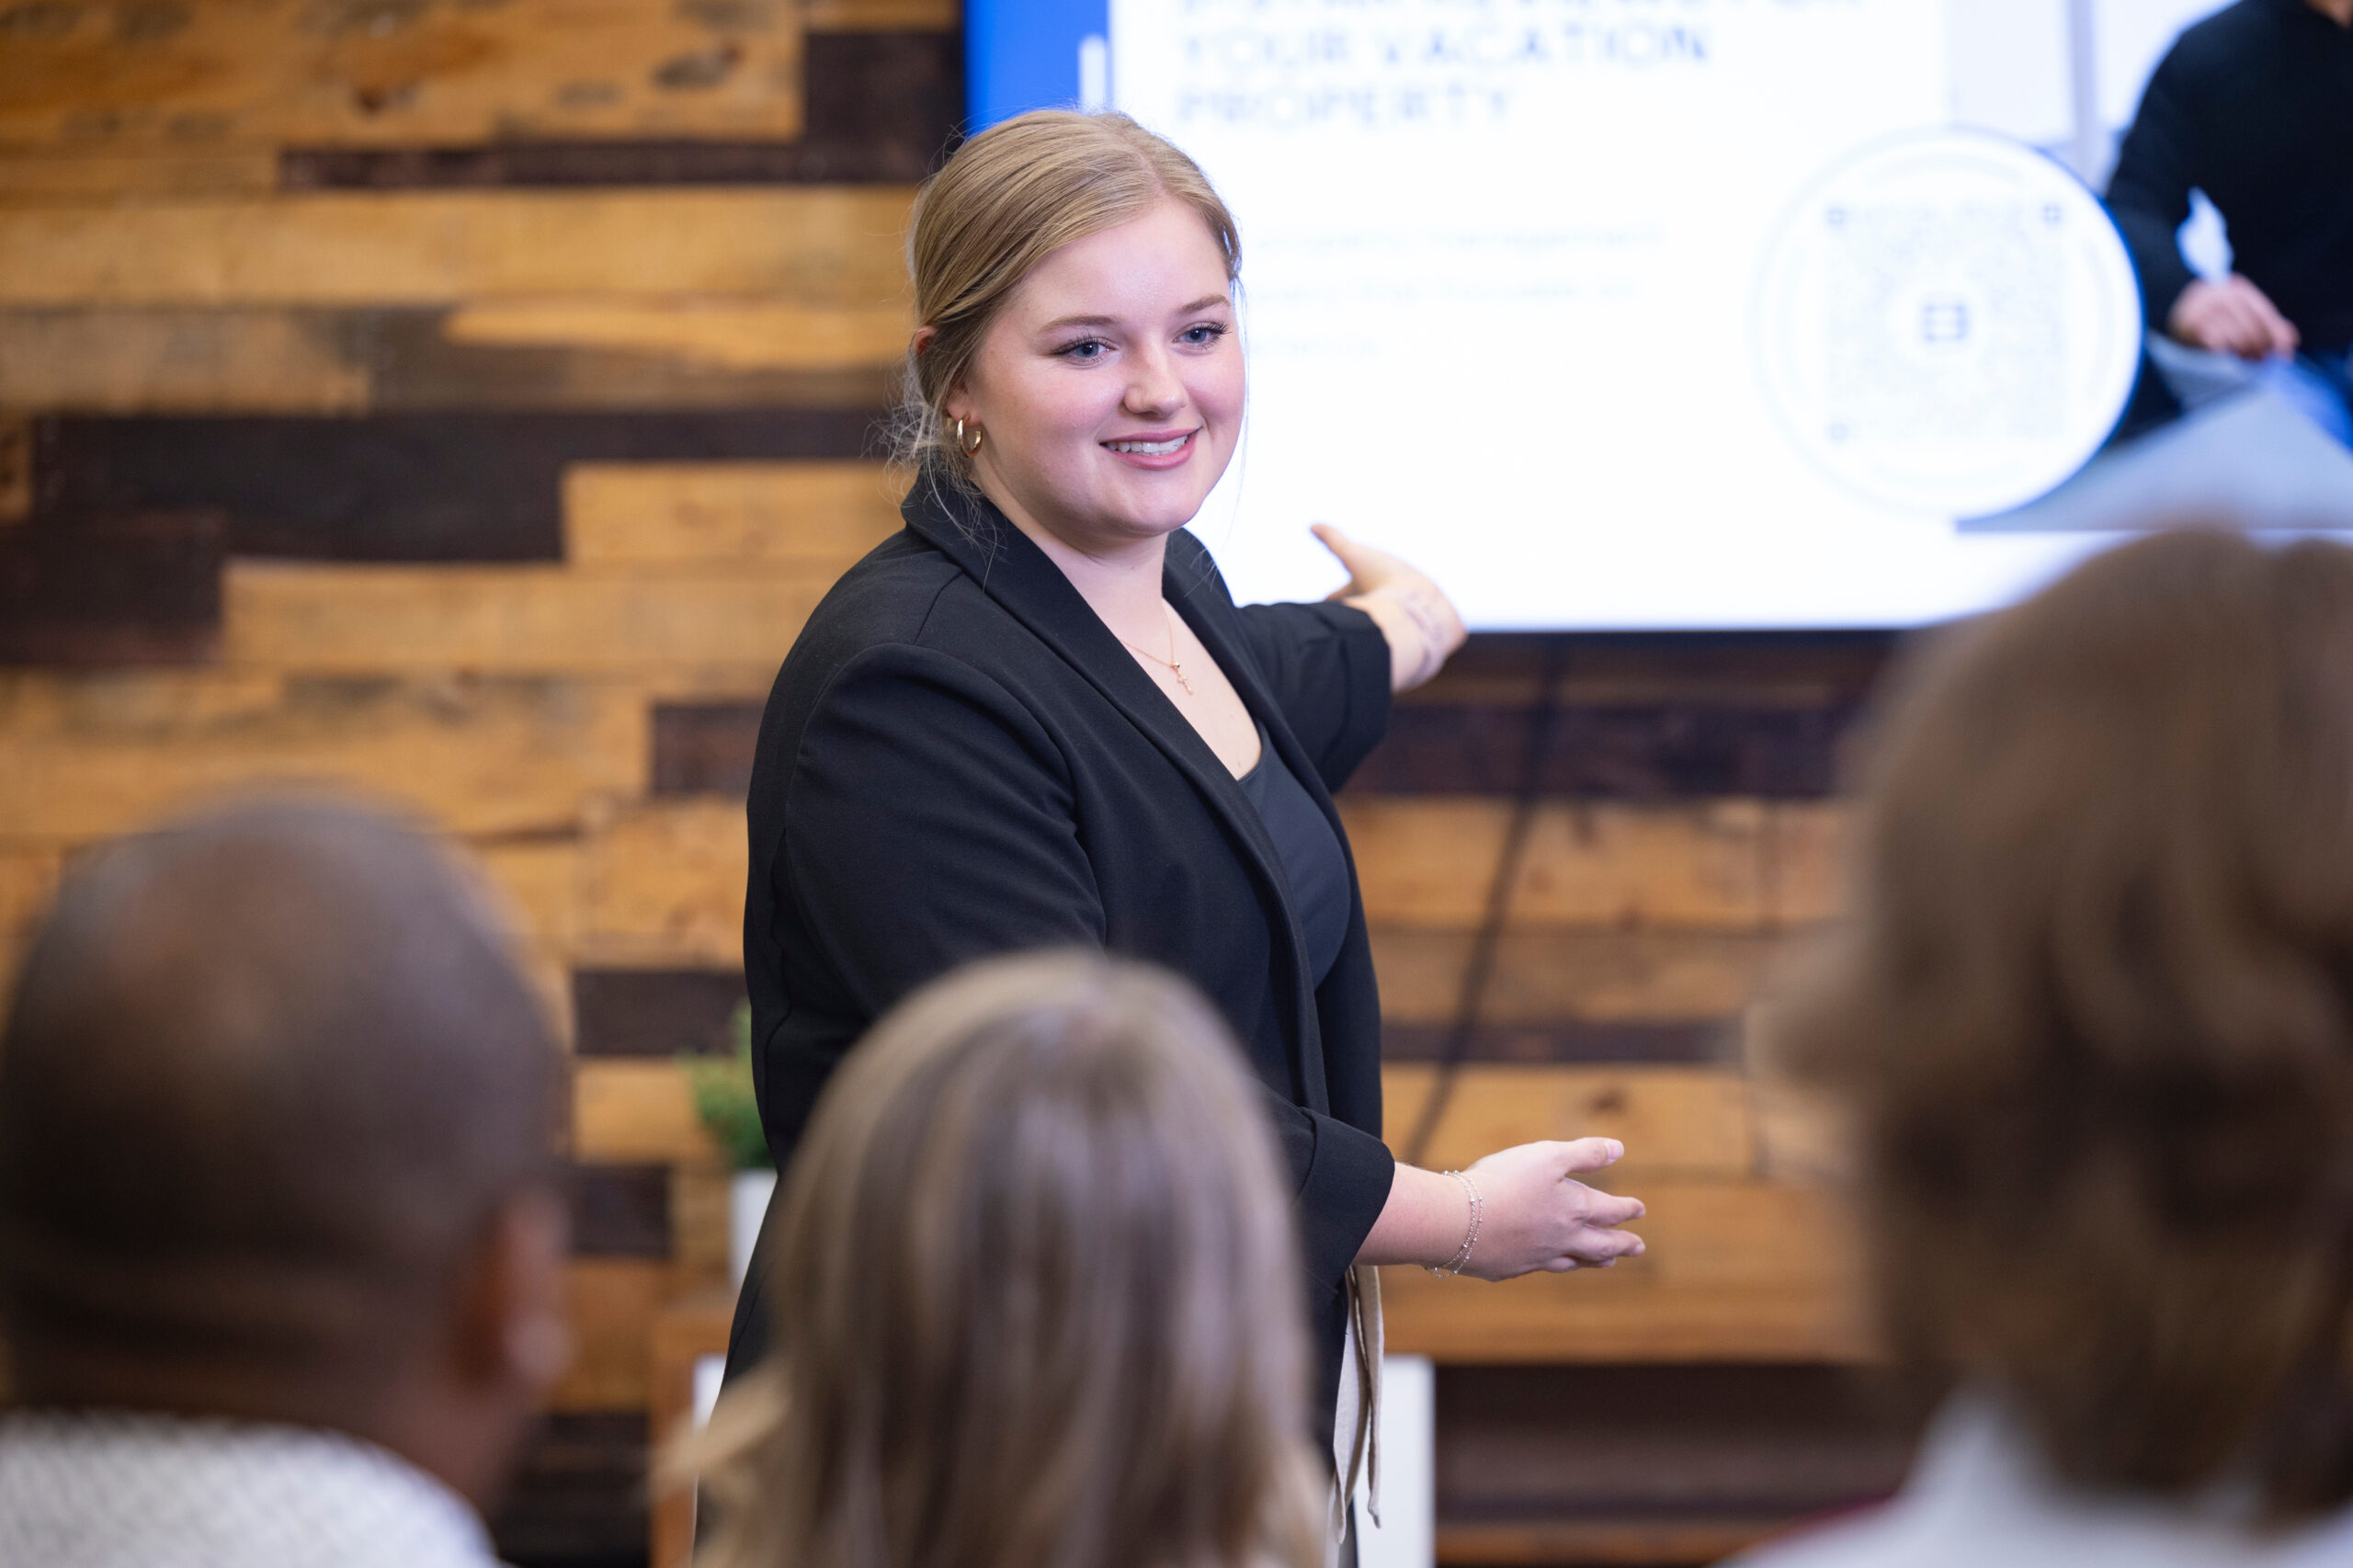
top-left (686, 953), bottom-right (1328, 1568)
top-left (731, 109), bottom-right (1645, 1532)
top-left (1739, 529), bottom-right (2353, 1567)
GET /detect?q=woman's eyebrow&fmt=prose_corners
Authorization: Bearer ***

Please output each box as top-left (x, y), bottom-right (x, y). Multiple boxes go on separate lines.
top-left (1037, 312), bottom-right (1119, 333)
top-left (1177, 294), bottom-right (1232, 314)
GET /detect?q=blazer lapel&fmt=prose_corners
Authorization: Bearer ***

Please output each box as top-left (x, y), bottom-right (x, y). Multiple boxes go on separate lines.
top-left (903, 475), bottom-right (1331, 1108)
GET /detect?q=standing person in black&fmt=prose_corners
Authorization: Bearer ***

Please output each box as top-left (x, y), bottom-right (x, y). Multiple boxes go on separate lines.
top-left (724, 109), bottom-right (1649, 1551)
top-left (2106, 0), bottom-right (2353, 439)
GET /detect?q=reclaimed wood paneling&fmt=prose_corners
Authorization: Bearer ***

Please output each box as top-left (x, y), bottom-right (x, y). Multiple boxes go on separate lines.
top-left (0, 511), bottom-right (222, 666)
top-left (650, 699), bottom-right (761, 798)
top-left (1434, 1364), bottom-right (1926, 1563)
top-left (36, 410), bottom-right (885, 559)
top-left (570, 1162), bottom-right (672, 1258)
top-left (0, 188), bottom-right (910, 307)
top-left (576, 801), bottom-right (746, 967)
top-left (0, 671), bottom-right (644, 841)
top-left (0, 306), bottom-right (902, 414)
top-left (1370, 928), bottom-right (1784, 1027)
top-left (573, 967), bottom-right (745, 1059)
top-left (1380, 1181), bottom-right (1873, 1364)
top-left (574, 1059), bottom-right (715, 1165)
top-left (564, 460), bottom-right (903, 565)
top-left (222, 562), bottom-right (828, 675)
top-left (806, 0), bottom-right (958, 29)
top-left (0, 149), bottom-right (278, 203)
top-left (1383, 1065), bottom-right (1756, 1180)
top-left (553, 1257), bottom-right (721, 1413)
top-left (488, 1411), bottom-right (652, 1568)
top-left (1381, 1021), bottom-right (1733, 1065)
top-left (0, 0), bottom-right (805, 152)
top-left (475, 838), bottom-right (584, 959)
top-left (282, 30), bottom-right (961, 189)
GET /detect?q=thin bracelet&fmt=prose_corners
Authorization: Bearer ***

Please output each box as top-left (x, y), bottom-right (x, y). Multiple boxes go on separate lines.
top-left (1425, 1169), bottom-right (1483, 1278)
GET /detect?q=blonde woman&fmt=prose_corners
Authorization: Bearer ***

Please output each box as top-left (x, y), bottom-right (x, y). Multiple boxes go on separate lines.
top-left (687, 953), bottom-right (1328, 1568)
top-left (731, 109), bottom-right (1648, 1548)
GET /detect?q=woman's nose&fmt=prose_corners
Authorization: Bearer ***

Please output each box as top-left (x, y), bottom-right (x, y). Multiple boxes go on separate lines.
top-left (1123, 347), bottom-right (1185, 418)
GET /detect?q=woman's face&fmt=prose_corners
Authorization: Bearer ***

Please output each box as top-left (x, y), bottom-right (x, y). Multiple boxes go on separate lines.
top-left (948, 199), bottom-right (1243, 553)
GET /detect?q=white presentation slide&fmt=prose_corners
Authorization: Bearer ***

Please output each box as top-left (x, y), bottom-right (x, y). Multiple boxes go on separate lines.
top-left (1108, 0), bottom-right (2234, 628)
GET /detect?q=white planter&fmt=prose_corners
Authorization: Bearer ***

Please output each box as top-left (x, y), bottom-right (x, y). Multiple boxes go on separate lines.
top-left (729, 1167), bottom-right (779, 1290)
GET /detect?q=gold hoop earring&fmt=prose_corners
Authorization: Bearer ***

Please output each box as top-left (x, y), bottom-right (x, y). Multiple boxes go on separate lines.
top-left (955, 417), bottom-right (983, 457)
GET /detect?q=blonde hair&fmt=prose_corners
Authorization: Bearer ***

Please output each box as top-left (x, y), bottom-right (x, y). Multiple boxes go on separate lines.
top-left (897, 110), bottom-right (1242, 479)
top-left (678, 952), bottom-right (1324, 1568)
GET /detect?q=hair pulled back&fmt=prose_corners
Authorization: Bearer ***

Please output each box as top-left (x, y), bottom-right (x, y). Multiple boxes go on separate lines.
top-left (898, 110), bottom-right (1240, 479)
top-left (1781, 528), bottom-right (2353, 1520)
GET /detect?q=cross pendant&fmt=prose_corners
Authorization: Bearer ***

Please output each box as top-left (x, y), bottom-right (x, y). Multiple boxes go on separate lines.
top-left (1172, 664), bottom-right (1196, 696)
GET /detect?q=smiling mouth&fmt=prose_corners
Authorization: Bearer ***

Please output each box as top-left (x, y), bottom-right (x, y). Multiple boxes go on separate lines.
top-left (1104, 432), bottom-right (1194, 456)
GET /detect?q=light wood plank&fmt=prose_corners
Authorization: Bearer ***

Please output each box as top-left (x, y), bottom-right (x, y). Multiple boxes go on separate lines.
top-left (1379, 1180), bottom-right (1874, 1363)
top-left (574, 1058), bottom-right (718, 1165)
top-left (1383, 1065), bottom-right (1755, 1179)
top-left (1435, 1519), bottom-right (1781, 1565)
top-left (0, 307), bottom-right (372, 413)
top-left (0, 151), bottom-right (278, 204)
top-left (0, 188), bottom-right (912, 307)
top-left (1768, 801), bottom-right (1850, 926)
top-left (552, 1257), bottom-right (721, 1413)
top-left (805, 0), bottom-right (958, 28)
top-left (1342, 799), bottom-right (1777, 931)
top-left (0, 671), bottom-right (644, 843)
top-left (577, 801), bottom-right (747, 968)
top-left (565, 461), bottom-right (906, 565)
top-left (1370, 928), bottom-right (1784, 1025)
top-left (447, 299), bottom-right (909, 373)
top-left (222, 562), bottom-right (833, 676)
top-left (0, 304), bottom-right (901, 414)
top-left (476, 838), bottom-right (584, 959)
top-left (0, 0), bottom-right (802, 152)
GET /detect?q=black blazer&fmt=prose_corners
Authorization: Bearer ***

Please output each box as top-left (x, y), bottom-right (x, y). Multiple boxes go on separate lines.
top-left (727, 472), bottom-right (1399, 1431)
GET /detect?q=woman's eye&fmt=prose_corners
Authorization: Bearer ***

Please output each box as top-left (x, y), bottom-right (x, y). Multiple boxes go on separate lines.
top-left (1058, 339), bottom-right (1108, 361)
top-left (1180, 324), bottom-right (1229, 347)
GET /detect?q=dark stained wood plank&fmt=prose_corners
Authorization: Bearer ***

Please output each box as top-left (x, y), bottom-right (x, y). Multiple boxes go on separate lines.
top-left (569, 1162), bottom-right (672, 1258)
top-left (1436, 1364), bottom-right (1930, 1549)
top-left (1381, 1021), bottom-right (1733, 1065)
top-left (574, 968), bottom-right (746, 1059)
top-left (0, 0), bottom-right (804, 151)
top-left (1350, 700), bottom-right (1867, 801)
top-left (652, 700), bottom-right (763, 798)
top-left (280, 31), bottom-right (960, 190)
top-left (0, 511), bottom-right (221, 667)
top-left (489, 1410), bottom-right (651, 1568)
top-left (33, 409), bottom-right (885, 562)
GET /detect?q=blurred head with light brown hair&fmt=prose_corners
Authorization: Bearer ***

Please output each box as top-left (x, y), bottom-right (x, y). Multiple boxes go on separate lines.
top-left (682, 950), bottom-right (1325, 1568)
top-left (1779, 528), bottom-right (2353, 1524)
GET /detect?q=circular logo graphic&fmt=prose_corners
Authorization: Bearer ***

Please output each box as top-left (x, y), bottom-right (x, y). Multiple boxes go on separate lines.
top-left (1754, 129), bottom-right (2143, 517)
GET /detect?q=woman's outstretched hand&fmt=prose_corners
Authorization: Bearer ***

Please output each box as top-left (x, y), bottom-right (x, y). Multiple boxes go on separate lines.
top-left (1461, 1139), bottom-right (1645, 1278)
top-left (1357, 1139), bottom-right (1645, 1278)
top-left (1313, 523), bottom-right (1468, 693)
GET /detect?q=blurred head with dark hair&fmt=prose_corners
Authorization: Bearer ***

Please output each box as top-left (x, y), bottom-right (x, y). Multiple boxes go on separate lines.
top-left (1768, 529), bottom-right (2353, 1550)
top-left (0, 797), bottom-right (569, 1523)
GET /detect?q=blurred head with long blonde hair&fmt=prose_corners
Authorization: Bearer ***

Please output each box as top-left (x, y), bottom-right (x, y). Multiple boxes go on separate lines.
top-left (683, 951), bottom-right (1324, 1568)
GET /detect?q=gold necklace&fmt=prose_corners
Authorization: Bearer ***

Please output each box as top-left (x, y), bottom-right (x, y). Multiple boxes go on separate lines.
top-left (1119, 603), bottom-right (1196, 697)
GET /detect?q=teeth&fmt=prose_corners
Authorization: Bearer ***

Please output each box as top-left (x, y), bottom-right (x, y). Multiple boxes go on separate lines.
top-left (1107, 436), bottom-right (1188, 456)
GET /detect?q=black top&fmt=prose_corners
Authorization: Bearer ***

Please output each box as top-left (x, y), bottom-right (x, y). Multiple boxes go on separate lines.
top-left (1239, 722), bottom-right (1353, 987)
top-left (2106, 0), bottom-right (2353, 354)
top-left (728, 470), bottom-right (1399, 1434)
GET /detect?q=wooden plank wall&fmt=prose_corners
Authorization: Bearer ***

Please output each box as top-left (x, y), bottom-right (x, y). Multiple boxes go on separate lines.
top-left (0, 14), bottom-right (1921, 1564)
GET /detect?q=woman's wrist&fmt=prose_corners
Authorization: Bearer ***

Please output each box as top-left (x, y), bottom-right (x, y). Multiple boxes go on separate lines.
top-left (1346, 590), bottom-right (1446, 692)
top-left (1355, 1163), bottom-right (1483, 1268)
